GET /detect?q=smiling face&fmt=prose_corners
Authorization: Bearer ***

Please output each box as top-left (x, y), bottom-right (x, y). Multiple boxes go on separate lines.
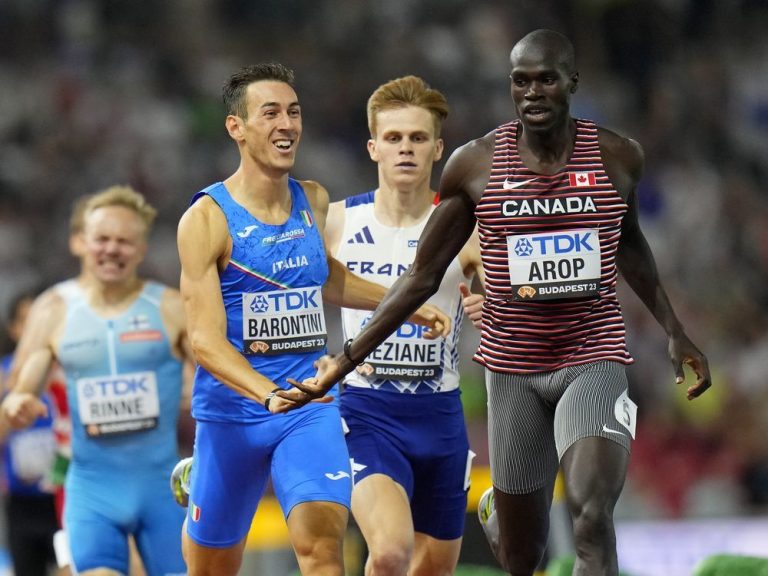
top-left (229, 80), bottom-right (302, 176)
top-left (510, 40), bottom-right (578, 133)
top-left (367, 105), bottom-right (443, 193)
top-left (81, 205), bottom-right (148, 285)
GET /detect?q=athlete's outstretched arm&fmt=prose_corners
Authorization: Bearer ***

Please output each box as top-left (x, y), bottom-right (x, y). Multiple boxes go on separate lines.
top-left (275, 137), bottom-right (492, 410)
top-left (178, 198), bottom-right (288, 405)
top-left (277, 195), bottom-right (475, 410)
top-left (312, 182), bottom-right (449, 335)
top-left (322, 255), bottom-right (449, 339)
top-left (611, 137), bottom-right (710, 399)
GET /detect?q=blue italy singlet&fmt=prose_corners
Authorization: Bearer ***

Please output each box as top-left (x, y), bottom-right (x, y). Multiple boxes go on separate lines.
top-left (190, 179), bottom-right (331, 423)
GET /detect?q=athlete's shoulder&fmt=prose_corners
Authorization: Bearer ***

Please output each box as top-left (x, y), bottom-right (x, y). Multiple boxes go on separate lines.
top-left (158, 285), bottom-right (186, 331)
top-left (597, 125), bottom-right (644, 182)
top-left (296, 179), bottom-right (330, 208)
top-left (450, 130), bottom-right (496, 163)
top-left (295, 179), bottom-right (331, 235)
top-left (178, 193), bottom-right (225, 235)
top-left (324, 199), bottom-right (346, 256)
top-left (26, 285), bottom-right (67, 333)
top-left (441, 130), bottom-right (496, 204)
top-left (36, 285), bottom-right (66, 310)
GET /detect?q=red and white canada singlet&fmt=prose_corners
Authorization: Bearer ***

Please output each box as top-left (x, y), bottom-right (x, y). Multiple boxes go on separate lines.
top-left (474, 119), bottom-right (634, 373)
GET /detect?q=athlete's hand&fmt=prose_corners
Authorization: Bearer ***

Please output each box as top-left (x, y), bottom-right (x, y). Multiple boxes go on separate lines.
top-left (267, 384), bottom-right (333, 413)
top-left (459, 283), bottom-right (484, 330)
top-left (408, 304), bottom-right (450, 340)
top-left (1, 392), bottom-right (48, 429)
top-left (272, 355), bottom-right (342, 413)
top-left (669, 332), bottom-right (711, 400)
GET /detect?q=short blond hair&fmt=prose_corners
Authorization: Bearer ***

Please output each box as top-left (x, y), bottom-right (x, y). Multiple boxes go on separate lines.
top-left (69, 194), bottom-right (93, 236)
top-left (367, 75), bottom-right (449, 138)
top-left (84, 186), bottom-right (157, 237)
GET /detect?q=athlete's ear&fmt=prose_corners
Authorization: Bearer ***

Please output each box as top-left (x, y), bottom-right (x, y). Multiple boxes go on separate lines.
top-left (569, 72), bottom-right (579, 94)
top-left (367, 139), bottom-right (378, 162)
top-left (225, 115), bottom-right (244, 142)
top-left (434, 138), bottom-right (444, 162)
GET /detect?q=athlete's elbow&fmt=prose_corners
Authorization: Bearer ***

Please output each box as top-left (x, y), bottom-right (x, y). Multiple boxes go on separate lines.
top-left (187, 330), bottom-right (219, 366)
top-left (409, 271), bottom-right (442, 301)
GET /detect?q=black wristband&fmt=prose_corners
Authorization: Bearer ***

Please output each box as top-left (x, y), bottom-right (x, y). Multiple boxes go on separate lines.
top-left (343, 338), bottom-right (360, 366)
top-left (263, 387), bottom-right (282, 411)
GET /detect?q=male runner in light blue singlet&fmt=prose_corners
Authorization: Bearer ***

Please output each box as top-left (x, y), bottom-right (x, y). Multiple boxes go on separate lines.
top-left (175, 63), bottom-right (449, 576)
top-left (324, 75), bottom-right (484, 576)
top-left (2, 186), bottom-right (192, 576)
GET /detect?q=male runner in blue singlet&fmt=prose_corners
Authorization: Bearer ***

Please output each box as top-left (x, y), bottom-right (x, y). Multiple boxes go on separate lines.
top-left (2, 186), bottom-right (192, 576)
top-left (276, 31), bottom-right (712, 576)
top-left (175, 63), bottom-right (448, 576)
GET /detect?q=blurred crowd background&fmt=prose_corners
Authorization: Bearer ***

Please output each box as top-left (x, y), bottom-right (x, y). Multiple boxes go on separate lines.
top-left (1, 0), bottom-right (768, 533)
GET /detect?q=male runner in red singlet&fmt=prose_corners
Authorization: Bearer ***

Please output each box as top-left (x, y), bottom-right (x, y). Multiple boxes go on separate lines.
top-left (277, 29), bottom-right (712, 576)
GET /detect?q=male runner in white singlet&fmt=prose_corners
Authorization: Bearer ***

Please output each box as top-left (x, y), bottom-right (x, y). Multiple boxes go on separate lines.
top-left (324, 75), bottom-right (484, 576)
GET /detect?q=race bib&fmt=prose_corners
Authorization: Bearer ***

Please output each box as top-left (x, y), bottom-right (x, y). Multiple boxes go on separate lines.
top-left (357, 321), bottom-right (443, 382)
top-left (507, 228), bottom-right (601, 300)
top-left (614, 390), bottom-right (638, 439)
top-left (9, 428), bottom-right (56, 483)
top-left (242, 286), bottom-right (327, 355)
top-left (76, 371), bottom-right (159, 437)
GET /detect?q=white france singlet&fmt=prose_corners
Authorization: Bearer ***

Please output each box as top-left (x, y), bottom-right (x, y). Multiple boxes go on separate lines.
top-left (335, 191), bottom-right (467, 394)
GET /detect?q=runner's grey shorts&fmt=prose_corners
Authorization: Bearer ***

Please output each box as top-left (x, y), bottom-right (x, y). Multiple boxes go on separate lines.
top-left (485, 361), bottom-right (635, 494)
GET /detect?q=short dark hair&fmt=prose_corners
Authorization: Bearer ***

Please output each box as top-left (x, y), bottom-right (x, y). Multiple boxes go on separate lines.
top-left (222, 63), bottom-right (296, 119)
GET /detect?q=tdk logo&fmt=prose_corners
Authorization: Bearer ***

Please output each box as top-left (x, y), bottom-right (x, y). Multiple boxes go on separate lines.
top-left (82, 376), bottom-right (150, 397)
top-left (514, 238), bottom-right (534, 256)
top-left (360, 316), bottom-right (430, 339)
top-left (249, 289), bottom-right (320, 313)
top-left (516, 232), bottom-right (593, 256)
top-left (250, 295), bottom-right (269, 313)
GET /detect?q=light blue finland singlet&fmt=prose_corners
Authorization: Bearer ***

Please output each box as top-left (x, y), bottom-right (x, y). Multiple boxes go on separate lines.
top-left (55, 280), bottom-right (182, 472)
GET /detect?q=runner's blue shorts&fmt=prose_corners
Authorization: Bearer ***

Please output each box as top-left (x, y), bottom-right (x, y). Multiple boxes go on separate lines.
top-left (186, 402), bottom-right (351, 547)
top-left (341, 386), bottom-right (472, 540)
top-left (65, 464), bottom-right (186, 575)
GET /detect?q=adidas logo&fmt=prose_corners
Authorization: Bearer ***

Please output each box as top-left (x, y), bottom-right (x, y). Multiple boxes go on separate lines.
top-left (347, 226), bottom-right (375, 244)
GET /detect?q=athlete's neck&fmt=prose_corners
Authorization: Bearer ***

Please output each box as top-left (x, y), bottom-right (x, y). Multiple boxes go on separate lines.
top-left (224, 168), bottom-right (293, 224)
top-left (373, 184), bottom-right (435, 228)
top-left (517, 117), bottom-right (577, 175)
top-left (81, 276), bottom-right (145, 317)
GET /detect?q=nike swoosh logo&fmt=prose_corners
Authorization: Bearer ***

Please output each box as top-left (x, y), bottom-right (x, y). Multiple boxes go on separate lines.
top-left (237, 225), bottom-right (259, 238)
top-left (503, 178), bottom-right (537, 190)
top-left (602, 424), bottom-right (628, 437)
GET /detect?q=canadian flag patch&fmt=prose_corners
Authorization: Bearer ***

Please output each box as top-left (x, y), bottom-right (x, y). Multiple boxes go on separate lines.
top-left (569, 172), bottom-right (596, 187)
